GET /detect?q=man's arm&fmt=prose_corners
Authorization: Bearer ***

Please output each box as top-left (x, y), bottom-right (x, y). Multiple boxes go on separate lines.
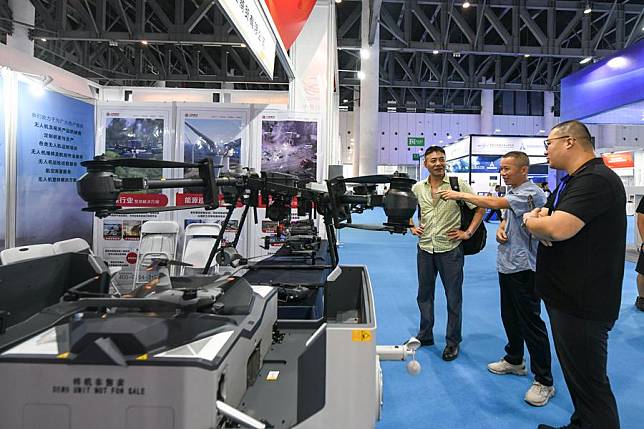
top-left (638, 212), bottom-right (644, 244)
top-left (437, 189), bottom-right (509, 210)
top-left (523, 209), bottom-right (585, 242)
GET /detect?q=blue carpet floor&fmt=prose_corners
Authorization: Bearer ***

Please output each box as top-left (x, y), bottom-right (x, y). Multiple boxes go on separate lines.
top-left (337, 209), bottom-right (643, 429)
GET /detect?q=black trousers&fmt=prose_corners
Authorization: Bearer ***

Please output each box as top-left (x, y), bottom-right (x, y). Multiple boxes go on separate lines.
top-left (499, 271), bottom-right (553, 386)
top-left (485, 209), bottom-right (503, 221)
top-left (547, 305), bottom-right (620, 429)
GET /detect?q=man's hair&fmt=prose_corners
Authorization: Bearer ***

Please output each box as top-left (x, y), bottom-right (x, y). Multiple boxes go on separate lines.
top-left (502, 151), bottom-right (530, 167)
top-left (424, 145), bottom-right (445, 158)
top-left (551, 120), bottom-right (594, 148)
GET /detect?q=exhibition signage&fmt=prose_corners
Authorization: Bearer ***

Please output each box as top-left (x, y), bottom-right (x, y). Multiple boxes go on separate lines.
top-left (15, 81), bottom-right (95, 246)
top-left (412, 153), bottom-right (421, 161)
top-left (470, 136), bottom-right (544, 156)
top-left (264, 0), bottom-right (316, 50)
top-left (561, 39), bottom-right (644, 121)
top-left (407, 137), bottom-right (425, 147)
top-left (218, 0), bottom-right (277, 78)
top-left (602, 152), bottom-right (634, 169)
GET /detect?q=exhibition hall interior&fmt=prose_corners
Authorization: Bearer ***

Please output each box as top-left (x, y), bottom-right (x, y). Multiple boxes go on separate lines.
top-left (1, 0), bottom-right (643, 428)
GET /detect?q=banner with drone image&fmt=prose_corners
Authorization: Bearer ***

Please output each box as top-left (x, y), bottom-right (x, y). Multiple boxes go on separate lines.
top-left (93, 105), bottom-right (174, 288)
top-left (247, 110), bottom-right (321, 258)
top-left (173, 105), bottom-right (251, 262)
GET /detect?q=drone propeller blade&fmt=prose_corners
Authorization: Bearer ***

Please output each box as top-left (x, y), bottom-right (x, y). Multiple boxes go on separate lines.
top-left (342, 175), bottom-right (392, 184)
top-left (114, 205), bottom-right (207, 215)
top-left (82, 158), bottom-right (199, 169)
top-left (146, 258), bottom-right (194, 270)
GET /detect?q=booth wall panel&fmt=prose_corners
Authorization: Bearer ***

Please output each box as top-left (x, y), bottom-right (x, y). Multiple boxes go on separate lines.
top-left (378, 112), bottom-right (388, 164)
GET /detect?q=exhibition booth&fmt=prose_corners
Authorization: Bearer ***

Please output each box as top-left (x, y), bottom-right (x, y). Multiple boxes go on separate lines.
top-left (561, 38), bottom-right (644, 243)
top-left (444, 134), bottom-right (548, 195)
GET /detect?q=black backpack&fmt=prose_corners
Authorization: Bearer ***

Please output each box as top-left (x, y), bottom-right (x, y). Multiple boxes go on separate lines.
top-left (449, 177), bottom-right (487, 255)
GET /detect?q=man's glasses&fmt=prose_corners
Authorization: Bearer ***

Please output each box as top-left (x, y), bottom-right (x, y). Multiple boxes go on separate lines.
top-left (543, 135), bottom-right (570, 149)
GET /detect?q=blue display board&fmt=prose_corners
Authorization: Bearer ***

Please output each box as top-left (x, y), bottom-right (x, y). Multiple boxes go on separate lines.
top-left (15, 82), bottom-right (95, 245)
top-left (0, 75), bottom-right (5, 249)
top-left (470, 155), bottom-right (501, 173)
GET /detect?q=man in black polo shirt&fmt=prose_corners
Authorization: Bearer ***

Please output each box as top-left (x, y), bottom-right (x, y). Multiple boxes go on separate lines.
top-left (523, 120), bottom-right (625, 429)
top-left (635, 198), bottom-right (644, 311)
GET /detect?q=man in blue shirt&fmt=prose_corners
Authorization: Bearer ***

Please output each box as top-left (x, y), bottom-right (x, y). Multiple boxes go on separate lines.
top-left (438, 151), bottom-right (554, 406)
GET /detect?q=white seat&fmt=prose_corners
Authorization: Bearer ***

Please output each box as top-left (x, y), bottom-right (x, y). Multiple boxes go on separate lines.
top-left (133, 221), bottom-right (180, 287)
top-left (0, 244), bottom-right (55, 265)
top-left (180, 223), bottom-right (222, 275)
top-left (53, 238), bottom-right (91, 254)
top-left (53, 237), bottom-right (124, 295)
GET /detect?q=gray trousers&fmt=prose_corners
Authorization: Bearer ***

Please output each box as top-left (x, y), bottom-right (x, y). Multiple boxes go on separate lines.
top-left (416, 245), bottom-right (464, 346)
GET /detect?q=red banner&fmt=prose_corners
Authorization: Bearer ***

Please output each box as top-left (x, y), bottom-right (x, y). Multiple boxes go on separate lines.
top-left (264, 0), bottom-right (316, 50)
top-left (602, 152), bottom-right (634, 169)
top-left (176, 193), bottom-right (205, 206)
top-left (117, 193), bottom-right (168, 207)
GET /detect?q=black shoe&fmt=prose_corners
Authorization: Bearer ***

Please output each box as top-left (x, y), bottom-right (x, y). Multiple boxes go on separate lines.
top-left (537, 425), bottom-right (569, 429)
top-left (419, 338), bottom-right (434, 346)
top-left (636, 296), bottom-right (644, 311)
top-left (442, 344), bottom-right (459, 361)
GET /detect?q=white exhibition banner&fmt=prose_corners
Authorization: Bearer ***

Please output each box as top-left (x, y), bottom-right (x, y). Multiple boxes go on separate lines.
top-left (94, 104), bottom-right (174, 288)
top-left (218, 0), bottom-right (277, 78)
top-left (470, 135), bottom-right (545, 156)
top-left (174, 105), bottom-right (250, 259)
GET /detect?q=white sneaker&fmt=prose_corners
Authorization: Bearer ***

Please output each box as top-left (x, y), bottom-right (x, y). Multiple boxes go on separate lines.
top-left (524, 381), bottom-right (555, 407)
top-left (487, 358), bottom-right (528, 376)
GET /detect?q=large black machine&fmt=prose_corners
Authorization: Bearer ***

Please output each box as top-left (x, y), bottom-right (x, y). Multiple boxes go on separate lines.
top-left (76, 155), bottom-right (418, 268)
top-left (0, 155), bottom-right (422, 429)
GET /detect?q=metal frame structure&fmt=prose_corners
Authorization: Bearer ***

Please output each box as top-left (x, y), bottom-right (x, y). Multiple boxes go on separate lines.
top-left (337, 0), bottom-right (644, 112)
top-left (0, 1), bottom-right (642, 110)
top-left (0, 0), bottom-right (290, 90)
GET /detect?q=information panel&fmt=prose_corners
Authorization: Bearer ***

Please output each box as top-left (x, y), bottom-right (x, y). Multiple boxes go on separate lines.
top-left (15, 81), bottom-right (95, 246)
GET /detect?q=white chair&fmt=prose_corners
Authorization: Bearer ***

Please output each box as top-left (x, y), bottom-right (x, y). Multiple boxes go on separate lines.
top-left (53, 238), bottom-right (91, 254)
top-left (0, 243), bottom-right (55, 265)
top-left (180, 223), bottom-right (222, 275)
top-left (133, 221), bottom-right (180, 287)
top-left (53, 238), bottom-right (124, 295)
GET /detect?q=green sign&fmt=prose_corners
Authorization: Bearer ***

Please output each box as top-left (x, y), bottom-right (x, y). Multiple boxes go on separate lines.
top-left (412, 153), bottom-right (422, 161)
top-left (407, 136), bottom-right (425, 147)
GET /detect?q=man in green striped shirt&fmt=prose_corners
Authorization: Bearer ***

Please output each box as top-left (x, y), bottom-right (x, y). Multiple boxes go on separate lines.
top-left (410, 146), bottom-right (485, 361)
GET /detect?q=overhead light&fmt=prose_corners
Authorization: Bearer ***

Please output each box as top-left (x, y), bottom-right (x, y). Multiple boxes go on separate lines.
top-left (335, 0), bottom-right (342, 3)
top-left (141, 40), bottom-right (148, 45)
top-left (387, 100), bottom-right (396, 104)
top-left (463, 1), bottom-right (471, 8)
top-left (452, 52), bottom-right (461, 58)
top-left (432, 50), bottom-right (439, 55)
top-left (494, 128), bottom-right (501, 133)
top-left (579, 56), bottom-right (592, 64)
top-left (439, 140), bottom-right (444, 144)
top-left (539, 129), bottom-right (546, 133)
top-left (240, 43), bottom-right (246, 48)
top-left (360, 48), bottom-right (370, 59)
top-left (343, 99), bottom-right (349, 103)
top-left (607, 56), bottom-right (628, 69)
top-left (40, 38), bottom-right (47, 42)
top-left (583, 3), bottom-right (591, 14)
top-left (357, 70), bottom-right (366, 80)
top-left (524, 54), bottom-right (530, 58)
top-left (109, 40), bottom-right (118, 47)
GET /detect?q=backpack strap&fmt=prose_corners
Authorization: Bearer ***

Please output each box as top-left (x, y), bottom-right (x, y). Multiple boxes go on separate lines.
top-left (449, 177), bottom-right (464, 207)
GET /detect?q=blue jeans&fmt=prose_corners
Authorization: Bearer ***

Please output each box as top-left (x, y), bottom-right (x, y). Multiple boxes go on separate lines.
top-left (416, 245), bottom-right (464, 346)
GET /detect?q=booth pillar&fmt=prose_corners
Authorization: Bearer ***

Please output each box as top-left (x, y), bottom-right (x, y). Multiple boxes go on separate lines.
top-left (357, 0), bottom-right (379, 176)
top-left (6, 0), bottom-right (34, 56)
top-left (480, 89), bottom-right (493, 135)
top-left (289, 1), bottom-right (338, 179)
top-left (544, 91), bottom-right (555, 132)
top-left (352, 88), bottom-right (361, 177)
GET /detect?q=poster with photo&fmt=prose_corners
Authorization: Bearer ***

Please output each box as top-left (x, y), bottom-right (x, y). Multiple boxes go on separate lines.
top-left (174, 107), bottom-right (249, 258)
top-left (15, 81), bottom-right (95, 246)
top-left (260, 119), bottom-right (318, 182)
top-left (94, 106), bottom-right (173, 288)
